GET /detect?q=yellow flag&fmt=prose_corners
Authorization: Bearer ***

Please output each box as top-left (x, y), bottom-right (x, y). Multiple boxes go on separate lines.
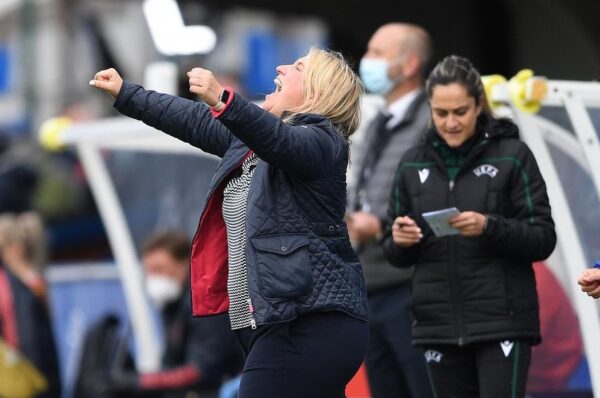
top-left (0, 339), bottom-right (48, 398)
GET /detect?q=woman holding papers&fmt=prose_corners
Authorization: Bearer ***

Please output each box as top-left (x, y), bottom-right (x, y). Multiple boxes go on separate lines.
top-left (382, 55), bottom-right (556, 398)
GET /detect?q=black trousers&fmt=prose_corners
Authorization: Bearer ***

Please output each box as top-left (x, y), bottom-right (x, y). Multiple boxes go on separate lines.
top-left (235, 311), bottom-right (368, 398)
top-left (424, 340), bottom-right (532, 398)
top-left (365, 286), bottom-right (433, 398)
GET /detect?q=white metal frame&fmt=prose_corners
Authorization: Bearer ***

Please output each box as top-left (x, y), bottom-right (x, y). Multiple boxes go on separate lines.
top-left (490, 82), bottom-right (600, 396)
top-left (59, 119), bottom-right (216, 372)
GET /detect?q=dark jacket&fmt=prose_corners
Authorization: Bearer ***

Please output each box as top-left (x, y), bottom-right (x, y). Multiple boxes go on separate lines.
top-left (0, 267), bottom-right (61, 398)
top-left (349, 91), bottom-right (429, 292)
top-left (382, 114), bottom-right (556, 346)
top-left (136, 281), bottom-right (243, 398)
top-left (114, 82), bottom-right (368, 326)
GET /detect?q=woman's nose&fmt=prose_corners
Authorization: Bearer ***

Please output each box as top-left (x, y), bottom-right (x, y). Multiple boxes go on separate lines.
top-left (446, 115), bottom-right (458, 128)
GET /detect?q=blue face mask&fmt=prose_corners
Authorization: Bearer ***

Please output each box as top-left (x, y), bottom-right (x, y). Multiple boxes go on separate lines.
top-left (359, 58), bottom-right (404, 96)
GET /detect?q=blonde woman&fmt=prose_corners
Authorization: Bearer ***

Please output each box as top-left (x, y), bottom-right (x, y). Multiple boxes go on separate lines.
top-left (90, 48), bottom-right (368, 398)
top-left (0, 213), bottom-right (61, 398)
top-left (0, 213), bottom-right (47, 297)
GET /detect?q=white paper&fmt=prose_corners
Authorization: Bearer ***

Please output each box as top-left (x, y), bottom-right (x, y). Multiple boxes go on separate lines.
top-left (422, 207), bottom-right (461, 237)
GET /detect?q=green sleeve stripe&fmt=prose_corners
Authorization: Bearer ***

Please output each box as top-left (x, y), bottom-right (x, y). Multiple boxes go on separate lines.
top-left (511, 341), bottom-right (521, 398)
top-left (425, 363), bottom-right (439, 398)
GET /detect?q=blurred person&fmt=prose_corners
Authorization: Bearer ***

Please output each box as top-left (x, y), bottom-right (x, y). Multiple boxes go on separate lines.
top-left (349, 23), bottom-right (433, 398)
top-left (578, 262), bottom-right (600, 299)
top-left (0, 213), bottom-right (61, 398)
top-left (528, 262), bottom-right (583, 393)
top-left (89, 46), bottom-right (369, 398)
top-left (93, 231), bottom-right (243, 398)
top-left (0, 213), bottom-right (47, 296)
top-left (0, 134), bottom-right (39, 214)
top-left (383, 55), bottom-right (556, 398)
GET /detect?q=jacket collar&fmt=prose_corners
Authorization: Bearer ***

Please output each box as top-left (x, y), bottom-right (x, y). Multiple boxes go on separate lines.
top-left (387, 90), bottom-right (428, 132)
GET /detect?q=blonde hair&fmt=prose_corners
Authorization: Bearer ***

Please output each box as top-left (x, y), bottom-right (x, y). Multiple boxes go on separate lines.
top-left (0, 212), bottom-right (46, 272)
top-left (285, 47), bottom-right (363, 139)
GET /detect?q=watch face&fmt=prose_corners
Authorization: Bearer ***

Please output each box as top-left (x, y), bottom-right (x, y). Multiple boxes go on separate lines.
top-left (220, 89), bottom-right (231, 103)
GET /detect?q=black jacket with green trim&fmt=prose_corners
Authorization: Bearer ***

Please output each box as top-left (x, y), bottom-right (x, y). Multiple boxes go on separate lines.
top-left (382, 113), bottom-right (556, 346)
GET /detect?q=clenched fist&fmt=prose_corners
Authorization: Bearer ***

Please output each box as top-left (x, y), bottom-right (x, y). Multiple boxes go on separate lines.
top-left (89, 68), bottom-right (123, 99)
top-left (187, 67), bottom-right (224, 107)
top-left (578, 268), bottom-right (600, 299)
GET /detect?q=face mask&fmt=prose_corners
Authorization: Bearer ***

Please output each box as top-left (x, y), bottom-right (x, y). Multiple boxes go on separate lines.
top-left (359, 57), bottom-right (405, 96)
top-left (145, 275), bottom-right (182, 309)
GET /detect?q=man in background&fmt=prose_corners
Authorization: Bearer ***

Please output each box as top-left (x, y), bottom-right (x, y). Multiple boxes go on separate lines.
top-left (348, 23), bottom-right (433, 398)
top-left (100, 231), bottom-right (243, 398)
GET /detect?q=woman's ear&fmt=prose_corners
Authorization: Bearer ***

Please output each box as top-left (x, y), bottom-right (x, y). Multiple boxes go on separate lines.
top-left (476, 96), bottom-right (485, 115)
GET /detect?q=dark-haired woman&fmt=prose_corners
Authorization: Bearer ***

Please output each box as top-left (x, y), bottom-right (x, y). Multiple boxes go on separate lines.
top-left (383, 55), bottom-right (556, 398)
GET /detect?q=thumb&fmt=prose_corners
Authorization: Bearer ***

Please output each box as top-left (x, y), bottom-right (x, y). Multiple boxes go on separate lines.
top-left (89, 79), bottom-right (111, 90)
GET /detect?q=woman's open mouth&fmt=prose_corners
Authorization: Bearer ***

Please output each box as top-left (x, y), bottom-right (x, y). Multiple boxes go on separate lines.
top-left (273, 77), bottom-right (282, 92)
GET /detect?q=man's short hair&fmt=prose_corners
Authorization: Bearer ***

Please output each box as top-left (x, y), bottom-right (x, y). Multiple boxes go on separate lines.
top-left (142, 231), bottom-right (190, 263)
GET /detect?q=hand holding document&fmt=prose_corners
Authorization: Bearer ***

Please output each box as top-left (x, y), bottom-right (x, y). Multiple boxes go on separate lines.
top-left (422, 207), bottom-right (460, 237)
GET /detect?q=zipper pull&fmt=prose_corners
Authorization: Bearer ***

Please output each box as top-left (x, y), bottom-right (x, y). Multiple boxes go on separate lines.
top-left (449, 180), bottom-right (455, 191)
top-left (247, 298), bottom-right (257, 330)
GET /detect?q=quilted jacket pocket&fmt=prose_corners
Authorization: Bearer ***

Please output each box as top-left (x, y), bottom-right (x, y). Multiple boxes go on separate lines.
top-left (250, 234), bottom-right (312, 299)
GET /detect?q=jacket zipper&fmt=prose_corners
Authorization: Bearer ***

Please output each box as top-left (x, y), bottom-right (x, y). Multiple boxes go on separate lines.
top-left (432, 134), bottom-right (491, 345)
top-left (447, 178), bottom-right (464, 345)
top-left (247, 298), bottom-right (257, 330)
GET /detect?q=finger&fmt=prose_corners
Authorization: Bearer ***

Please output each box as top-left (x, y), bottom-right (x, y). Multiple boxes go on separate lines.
top-left (89, 79), bottom-right (111, 90)
top-left (581, 283), bottom-right (599, 293)
top-left (189, 85), bottom-right (205, 95)
top-left (582, 269), bottom-right (600, 283)
top-left (587, 285), bottom-right (600, 298)
top-left (93, 69), bottom-right (115, 81)
top-left (188, 67), bottom-right (209, 78)
top-left (402, 227), bottom-right (422, 236)
top-left (449, 220), bottom-right (469, 229)
top-left (449, 217), bottom-right (474, 228)
top-left (397, 216), bottom-right (416, 226)
top-left (394, 230), bottom-right (423, 241)
top-left (188, 77), bottom-right (206, 87)
top-left (449, 213), bottom-right (468, 223)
